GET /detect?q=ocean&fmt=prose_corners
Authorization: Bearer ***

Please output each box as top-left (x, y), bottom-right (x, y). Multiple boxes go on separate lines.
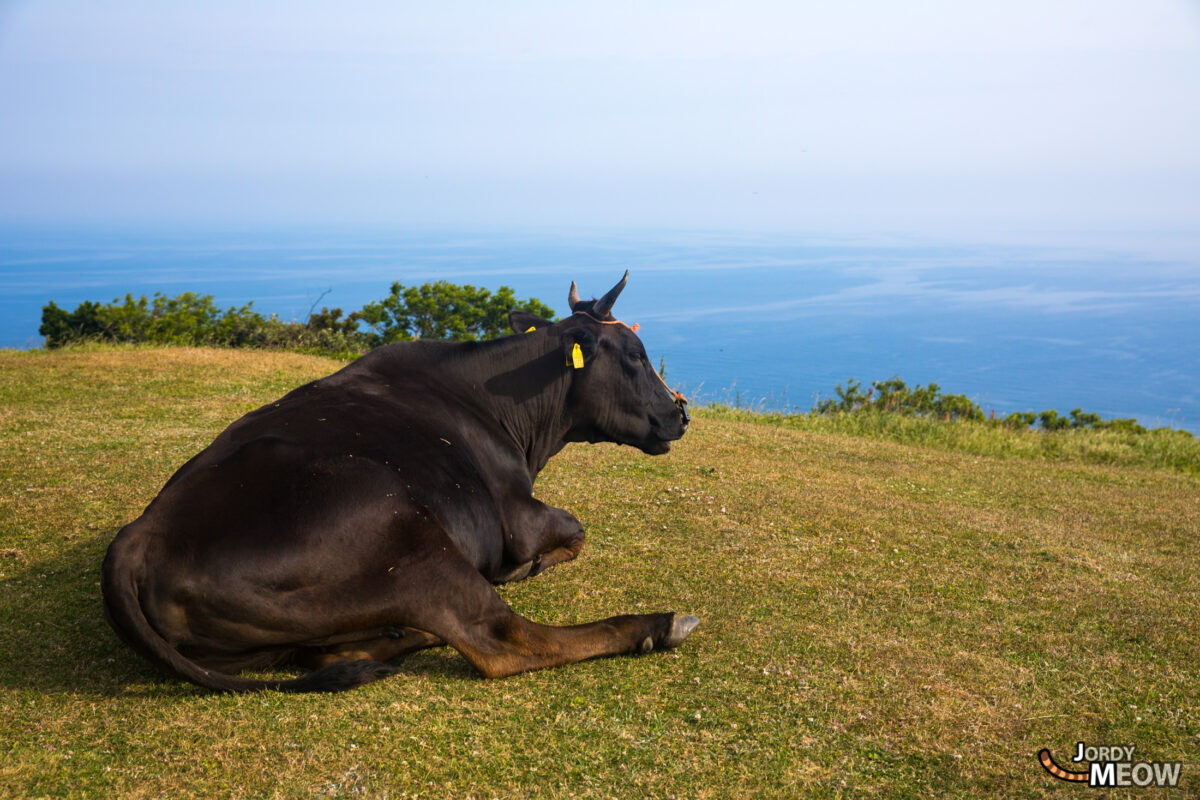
top-left (2, 224), bottom-right (1197, 433)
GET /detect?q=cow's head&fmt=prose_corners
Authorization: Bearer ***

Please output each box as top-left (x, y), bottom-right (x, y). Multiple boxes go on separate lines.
top-left (510, 272), bottom-right (689, 455)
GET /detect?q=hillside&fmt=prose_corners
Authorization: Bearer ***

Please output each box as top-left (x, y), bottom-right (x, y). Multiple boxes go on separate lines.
top-left (1, 346), bottom-right (1197, 798)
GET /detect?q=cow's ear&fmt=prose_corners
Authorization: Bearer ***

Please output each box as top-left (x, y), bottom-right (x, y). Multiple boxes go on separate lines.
top-left (562, 327), bottom-right (597, 369)
top-left (509, 310), bottom-right (552, 334)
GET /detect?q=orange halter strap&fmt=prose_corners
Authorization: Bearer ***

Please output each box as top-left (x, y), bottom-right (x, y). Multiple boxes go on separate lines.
top-left (570, 311), bottom-right (688, 409)
top-left (571, 310), bottom-right (640, 332)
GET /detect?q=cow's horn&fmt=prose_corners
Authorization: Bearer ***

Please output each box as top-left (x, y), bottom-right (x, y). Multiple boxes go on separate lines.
top-left (568, 281), bottom-right (581, 310)
top-left (593, 270), bottom-right (629, 318)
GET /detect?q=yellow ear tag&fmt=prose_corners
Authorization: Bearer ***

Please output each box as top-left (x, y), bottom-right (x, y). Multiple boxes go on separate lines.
top-left (571, 342), bottom-right (584, 369)
top-left (525, 326), bottom-right (537, 333)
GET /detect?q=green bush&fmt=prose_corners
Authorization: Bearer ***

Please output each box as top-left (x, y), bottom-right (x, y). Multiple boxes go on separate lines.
top-left (815, 375), bottom-right (1186, 441)
top-left (355, 281), bottom-right (555, 347)
top-left (39, 282), bottom-right (556, 356)
top-left (815, 376), bottom-right (984, 422)
top-left (40, 293), bottom-right (266, 349)
top-left (38, 300), bottom-right (107, 347)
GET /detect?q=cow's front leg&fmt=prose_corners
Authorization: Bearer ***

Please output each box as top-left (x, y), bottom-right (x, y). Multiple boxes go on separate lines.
top-left (527, 504), bottom-right (586, 573)
top-left (412, 552), bottom-right (702, 678)
top-left (494, 501), bottom-right (585, 584)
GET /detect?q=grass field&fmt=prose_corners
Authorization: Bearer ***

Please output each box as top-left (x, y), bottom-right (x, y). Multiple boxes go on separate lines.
top-left (1, 346), bottom-right (1197, 798)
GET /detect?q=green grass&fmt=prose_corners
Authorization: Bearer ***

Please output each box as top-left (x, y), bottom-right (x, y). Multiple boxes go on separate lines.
top-left (705, 405), bottom-right (1200, 477)
top-left (2, 346), bottom-right (1198, 798)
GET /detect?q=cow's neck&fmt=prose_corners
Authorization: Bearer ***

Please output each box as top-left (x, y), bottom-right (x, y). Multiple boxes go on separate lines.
top-left (443, 333), bottom-right (574, 479)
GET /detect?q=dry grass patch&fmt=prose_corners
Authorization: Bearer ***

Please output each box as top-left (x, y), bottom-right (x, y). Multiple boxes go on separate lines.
top-left (1, 346), bottom-right (1197, 798)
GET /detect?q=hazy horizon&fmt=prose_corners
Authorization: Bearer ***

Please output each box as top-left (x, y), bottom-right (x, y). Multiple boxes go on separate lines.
top-left (3, 1), bottom-right (1199, 241)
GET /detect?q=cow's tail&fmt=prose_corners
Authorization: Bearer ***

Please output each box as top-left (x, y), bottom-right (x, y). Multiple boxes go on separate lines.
top-left (100, 526), bottom-right (396, 693)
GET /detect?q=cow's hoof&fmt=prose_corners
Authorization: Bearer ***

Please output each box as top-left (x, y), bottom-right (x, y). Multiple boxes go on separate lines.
top-left (663, 614), bottom-right (700, 649)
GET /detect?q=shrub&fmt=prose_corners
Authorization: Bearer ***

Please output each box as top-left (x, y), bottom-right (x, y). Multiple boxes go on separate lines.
top-left (816, 376), bottom-right (1183, 440)
top-left (815, 376), bottom-right (984, 422)
top-left (355, 281), bottom-right (556, 347)
top-left (38, 300), bottom-right (107, 347)
top-left (40, 282), bottom-right (557, 357)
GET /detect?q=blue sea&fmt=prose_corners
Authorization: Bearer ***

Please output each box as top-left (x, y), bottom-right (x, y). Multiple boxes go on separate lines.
top-left (2, 224), bottom-right (1198, 433)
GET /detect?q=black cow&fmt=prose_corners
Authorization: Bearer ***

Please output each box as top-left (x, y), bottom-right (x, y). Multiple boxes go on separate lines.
top-left (101, 272), bottom-right (698, 692)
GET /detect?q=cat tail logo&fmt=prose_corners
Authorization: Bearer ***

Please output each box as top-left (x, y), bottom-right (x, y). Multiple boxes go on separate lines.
top-left (1038, 749), bottom-right (1089, 783)
top-left (1038, 744), bottom-right (1184, 789)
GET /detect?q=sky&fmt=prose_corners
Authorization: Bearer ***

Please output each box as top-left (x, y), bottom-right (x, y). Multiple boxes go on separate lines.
top-left (2, 0), bottom-right (1199, 238)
